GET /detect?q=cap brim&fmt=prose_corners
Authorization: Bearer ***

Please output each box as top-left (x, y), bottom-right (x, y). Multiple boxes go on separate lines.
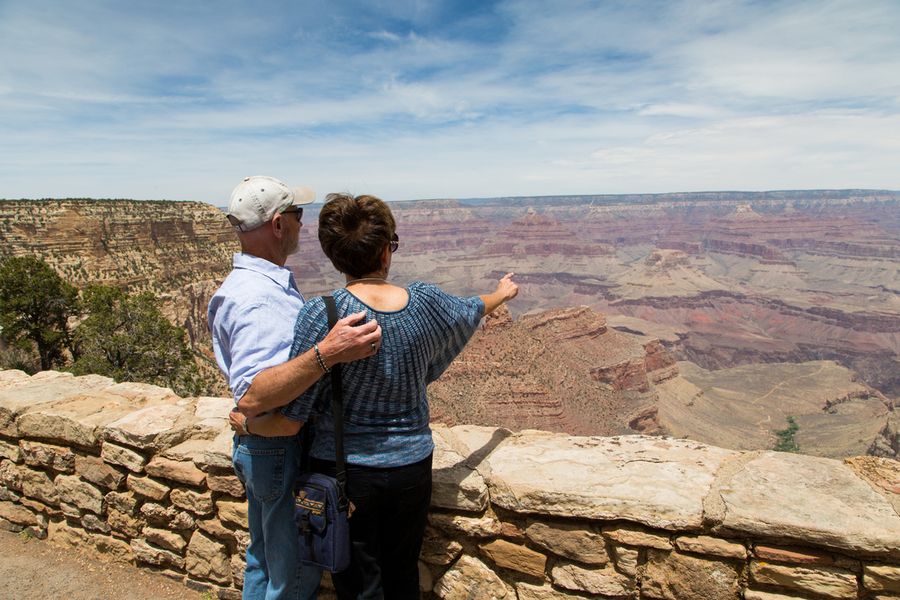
top-left (291, 186), bottom-right (316, 205)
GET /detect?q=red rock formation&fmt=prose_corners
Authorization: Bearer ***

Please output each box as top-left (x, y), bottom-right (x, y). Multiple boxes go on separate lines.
top-left (429, 305), bottom-right (666, 436)
top-left (702, 238), bottom-right (790, 263)
top-left (643, 340), bottom-right (679, 384)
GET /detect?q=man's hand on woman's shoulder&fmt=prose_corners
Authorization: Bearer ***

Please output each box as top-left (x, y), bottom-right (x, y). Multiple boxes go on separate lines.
top-left (319, 311), bottom-right (383, 367)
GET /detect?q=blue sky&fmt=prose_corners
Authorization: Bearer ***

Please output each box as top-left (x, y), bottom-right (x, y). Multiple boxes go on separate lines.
top-left (1, 0), bottom-right (898, 202)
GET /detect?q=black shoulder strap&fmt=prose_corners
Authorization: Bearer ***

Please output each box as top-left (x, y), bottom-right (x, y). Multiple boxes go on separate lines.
top-left (322, 295), bottom-right (347, 492)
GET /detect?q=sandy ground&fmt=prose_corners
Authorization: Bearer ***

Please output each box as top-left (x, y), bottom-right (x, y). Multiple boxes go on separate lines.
top-left (0, 528), bottom-right (205, 600)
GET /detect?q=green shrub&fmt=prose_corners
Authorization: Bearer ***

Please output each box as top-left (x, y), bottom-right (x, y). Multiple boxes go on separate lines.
top-left (773, 416), bottom-right (800, 453)
top-left (0, 256), bottom-right (78, 371)
top-left (70, 285), bottom-right (203, 396)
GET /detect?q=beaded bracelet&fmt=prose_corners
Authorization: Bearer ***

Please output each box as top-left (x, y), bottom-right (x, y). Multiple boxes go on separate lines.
top-left (314, 343), bottom-right (330, 374)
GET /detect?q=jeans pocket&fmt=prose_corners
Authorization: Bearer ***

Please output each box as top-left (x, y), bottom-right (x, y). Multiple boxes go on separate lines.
top-left (234, 444), bottom-right (285, 502)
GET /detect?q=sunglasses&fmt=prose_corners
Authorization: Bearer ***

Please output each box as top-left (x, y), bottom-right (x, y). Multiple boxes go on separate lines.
top-left (280, 207), bottom-right (303, 222)
top-left (389, 233), bottom-right (399, 253)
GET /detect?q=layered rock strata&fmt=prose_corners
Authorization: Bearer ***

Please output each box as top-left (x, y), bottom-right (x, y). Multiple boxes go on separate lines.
top-left (0, 199), bottom-right (237, 389)
top-left (0, 369), bottom-right (898, 600)
top-left (0, 199), bottom-right (235, 325)
top-left (427, 305), bottom-right (672, 436)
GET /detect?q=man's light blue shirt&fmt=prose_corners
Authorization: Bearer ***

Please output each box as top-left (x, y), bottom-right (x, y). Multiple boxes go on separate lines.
top-left (208, 253), bottom-right (305, 403)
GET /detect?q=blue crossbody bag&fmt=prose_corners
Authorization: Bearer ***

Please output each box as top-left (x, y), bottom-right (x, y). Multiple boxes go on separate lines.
top-left (293, 295), bottom-right (351, 572)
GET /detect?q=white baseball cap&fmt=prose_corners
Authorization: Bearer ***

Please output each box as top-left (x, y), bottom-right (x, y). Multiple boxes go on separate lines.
top-left (226, 175), bottom-right (315, 231)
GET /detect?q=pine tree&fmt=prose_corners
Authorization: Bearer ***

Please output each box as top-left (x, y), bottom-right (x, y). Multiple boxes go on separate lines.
top-left (0, 256), bottom-right (78, 371)
top-left (71, 285), bottom-right (202, 396)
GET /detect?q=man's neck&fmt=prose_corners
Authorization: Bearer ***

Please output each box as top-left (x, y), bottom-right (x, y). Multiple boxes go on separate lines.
top-left (246, 251), bottom-right (285, 267)
top-left (237, 226), bottom-right (287, 267)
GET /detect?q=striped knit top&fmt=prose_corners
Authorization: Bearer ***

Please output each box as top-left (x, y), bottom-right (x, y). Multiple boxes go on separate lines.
top-left (281, 282), bottom-right (484, 468)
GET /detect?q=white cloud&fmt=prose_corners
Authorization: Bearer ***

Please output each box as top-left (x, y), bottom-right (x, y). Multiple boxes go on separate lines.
top-left (672, 1), bottom-right (900, 102)
top-left (0, 0), bottom-right (898, 201)
top-left (369, 30), bottom-right (403, 42)
top-left (638, 104), bottom-right (730, 119)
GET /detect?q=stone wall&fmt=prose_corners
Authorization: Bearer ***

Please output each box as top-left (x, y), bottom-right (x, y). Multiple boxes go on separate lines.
top-left (0, 369), bottom-right (898, 600)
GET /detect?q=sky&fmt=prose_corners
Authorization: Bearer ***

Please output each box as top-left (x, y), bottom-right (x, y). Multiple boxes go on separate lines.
top-left (1, 0), bottom-right (899, 203)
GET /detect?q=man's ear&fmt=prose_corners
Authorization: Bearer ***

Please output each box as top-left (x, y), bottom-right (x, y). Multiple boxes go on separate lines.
top-left (271, 214), bottom-right (284, 238)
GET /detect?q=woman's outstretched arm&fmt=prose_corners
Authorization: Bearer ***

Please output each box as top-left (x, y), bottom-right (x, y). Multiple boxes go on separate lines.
top-left (480, 272), bottom-right (519, 316)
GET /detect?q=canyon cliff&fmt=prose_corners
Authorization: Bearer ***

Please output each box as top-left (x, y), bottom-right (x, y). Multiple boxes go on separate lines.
top-left (286, 189), bottom-right (899, 459)
top-left (427, 305), bottom-right (896, 459)
top-left (0, 200), bottom-right (237, 390)
top-left (428, 305), bottom-right (671, 436)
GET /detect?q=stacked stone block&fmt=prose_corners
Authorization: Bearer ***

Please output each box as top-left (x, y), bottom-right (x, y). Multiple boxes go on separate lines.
top-left (0, 370), bottom-right (249, 598)
top-left (1, 370), bottom-right (898, 600)
top-left (421, 424), bottom-right (900, 599)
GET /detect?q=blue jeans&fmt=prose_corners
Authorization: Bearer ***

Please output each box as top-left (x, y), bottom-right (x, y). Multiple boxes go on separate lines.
top-left (233, 434), bottom-right (322, 600)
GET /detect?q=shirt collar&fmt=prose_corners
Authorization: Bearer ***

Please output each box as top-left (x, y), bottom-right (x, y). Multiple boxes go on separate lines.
top-left (232, 253), bottom-right (297, 291)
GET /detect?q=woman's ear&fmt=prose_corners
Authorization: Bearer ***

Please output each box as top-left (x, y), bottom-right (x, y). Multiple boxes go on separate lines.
top-left (381, 243), bottom-right (392, 272)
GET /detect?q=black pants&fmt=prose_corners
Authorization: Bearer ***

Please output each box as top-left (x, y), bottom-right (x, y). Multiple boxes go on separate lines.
top-left (310, 453), bottom-right (433, 600)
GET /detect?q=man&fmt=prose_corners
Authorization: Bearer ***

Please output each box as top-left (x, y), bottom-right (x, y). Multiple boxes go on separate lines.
top-left (208, 175), bottom-right (381, 600)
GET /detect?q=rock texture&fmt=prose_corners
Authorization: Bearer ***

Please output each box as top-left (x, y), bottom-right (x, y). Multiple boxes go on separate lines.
top-left (290, 190), bottom-right (900, 404)
top-left (0, 370), bottom-right (898, 599)
top-left (718, 451), bottom-right (900, 555)
top-left (485, 433), bottom-right (734, 529)
top-left (657, 360), bottom-right (894, 458)
top-left (0, 199), bottom-right (236, 391)
top-left (428, 305), bottom-right (672, 437)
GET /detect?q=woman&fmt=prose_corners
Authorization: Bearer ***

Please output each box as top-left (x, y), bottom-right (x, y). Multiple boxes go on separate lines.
top-left (233, 192), bottom-right (517, 599)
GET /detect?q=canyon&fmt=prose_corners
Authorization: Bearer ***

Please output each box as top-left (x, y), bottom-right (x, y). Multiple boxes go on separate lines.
top-left (1, 190), bottom-right (897, 459)
top-left (290, 190), bottom-right (899, 458)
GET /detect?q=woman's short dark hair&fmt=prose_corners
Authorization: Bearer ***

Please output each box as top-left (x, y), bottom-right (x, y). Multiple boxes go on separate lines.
top-left (318, 193), bottom-right (396, 278)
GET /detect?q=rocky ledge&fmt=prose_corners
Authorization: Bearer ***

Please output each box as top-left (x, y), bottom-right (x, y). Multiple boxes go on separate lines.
top-left (0, 369), bottom-right (898, 600)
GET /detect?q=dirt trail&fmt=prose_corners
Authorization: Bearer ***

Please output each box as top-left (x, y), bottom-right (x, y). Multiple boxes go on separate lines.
top-left (0, 529), bottom-right (204, 600)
